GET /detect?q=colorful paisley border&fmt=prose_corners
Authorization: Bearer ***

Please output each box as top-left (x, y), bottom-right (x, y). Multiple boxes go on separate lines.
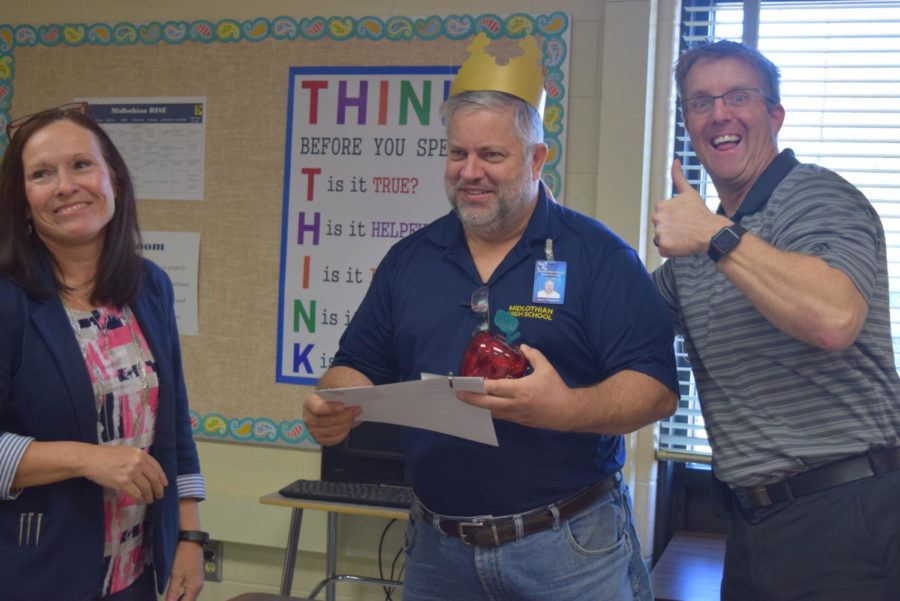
top-left (1, 14), bottom-right (570, 446)
top-left (191, 410), bottom-right (318, 447)
top-left (0, 13), bottom-right (569, 195)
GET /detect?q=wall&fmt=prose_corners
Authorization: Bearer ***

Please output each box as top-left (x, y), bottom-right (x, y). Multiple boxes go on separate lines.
top-left (3, 1), bottom-right (677, 598)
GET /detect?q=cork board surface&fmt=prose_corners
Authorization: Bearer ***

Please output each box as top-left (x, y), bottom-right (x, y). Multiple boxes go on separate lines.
top-left (4, 14), bottom-right (570, 446)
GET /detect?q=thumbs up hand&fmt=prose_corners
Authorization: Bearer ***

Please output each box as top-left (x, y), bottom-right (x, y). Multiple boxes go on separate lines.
top-left (670, 159), bottom-right (697, 198)
top-left (652, 159), bottom-right (731, 258)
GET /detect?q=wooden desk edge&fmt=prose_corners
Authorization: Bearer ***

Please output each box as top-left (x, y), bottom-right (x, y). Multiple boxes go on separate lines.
top-left (260, 492), bottom-right (411, 520)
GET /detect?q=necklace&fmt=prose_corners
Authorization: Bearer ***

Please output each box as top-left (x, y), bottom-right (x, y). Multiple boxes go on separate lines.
top-left (65, 306), bottom-right (110, 353)
top-left (63, 304), bottom-right (151, 436)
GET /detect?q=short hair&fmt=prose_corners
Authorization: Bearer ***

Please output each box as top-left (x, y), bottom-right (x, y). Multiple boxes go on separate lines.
top-left (675, 40), bottom-right (781, 106)
top-left (0, 107), bottom-right (143, 307)
top-left (440, 90), bottom-right (545, 150)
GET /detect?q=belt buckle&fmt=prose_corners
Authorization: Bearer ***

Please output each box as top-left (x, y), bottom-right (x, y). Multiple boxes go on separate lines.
top-left (736, 486), bottom-right (772, 508)
top-left (457, 520), bottom-right (484, 546)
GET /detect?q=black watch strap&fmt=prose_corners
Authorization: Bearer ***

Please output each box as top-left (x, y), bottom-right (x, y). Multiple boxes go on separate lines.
top-left (708, 223), bottom-right (747, 262)
top-left (178, 530), bottom-right (210, 544)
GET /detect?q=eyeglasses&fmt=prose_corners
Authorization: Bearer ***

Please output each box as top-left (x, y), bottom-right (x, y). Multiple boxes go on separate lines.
top-left (469, 285), bottom-right (489, 333)
top-left (6, 101), bottom-right (92, 140)
top-left (682, 88), bottom-right (775, 116)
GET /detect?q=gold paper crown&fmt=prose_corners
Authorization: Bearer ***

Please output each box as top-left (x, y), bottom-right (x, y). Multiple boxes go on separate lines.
top-left (450, 33), bottom-right (547, 115)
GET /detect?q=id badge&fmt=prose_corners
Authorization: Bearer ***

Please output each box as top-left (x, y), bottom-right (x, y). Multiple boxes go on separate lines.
top-left (533, 260), bottom-right (566, 304)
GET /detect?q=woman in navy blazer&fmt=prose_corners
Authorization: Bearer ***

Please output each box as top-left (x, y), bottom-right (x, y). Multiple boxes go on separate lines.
top-left (0, 105), bottom-right (205, 601)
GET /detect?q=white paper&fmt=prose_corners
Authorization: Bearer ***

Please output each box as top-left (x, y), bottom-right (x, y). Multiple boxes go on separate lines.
top-left (141, 231), bottom-right (200, 335)
top-left (317, 374), bottom-right (497, 446)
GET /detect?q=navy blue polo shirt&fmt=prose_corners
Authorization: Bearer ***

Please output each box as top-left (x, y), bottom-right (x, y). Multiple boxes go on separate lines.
top-left (333, 185), bottom-right (677, 516)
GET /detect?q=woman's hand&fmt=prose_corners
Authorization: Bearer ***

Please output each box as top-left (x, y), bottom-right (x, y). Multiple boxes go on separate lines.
top-left (165, 540), bottom-right (205, 601)
top-left (12, 441), bottom-right (167, 503)
top-left (80, 445), bottom-right (168, 503)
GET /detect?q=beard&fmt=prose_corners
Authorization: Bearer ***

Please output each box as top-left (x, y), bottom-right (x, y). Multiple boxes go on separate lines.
top-left (446, 170), bottom-right (535, 237)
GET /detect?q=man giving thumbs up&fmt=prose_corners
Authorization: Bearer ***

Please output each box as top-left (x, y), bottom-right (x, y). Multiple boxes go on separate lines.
top-left (651, 40), bottom-right (900, 601)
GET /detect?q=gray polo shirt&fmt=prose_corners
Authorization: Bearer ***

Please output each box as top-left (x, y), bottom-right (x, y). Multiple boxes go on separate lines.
top-left (654, 149), bottom-right (900, 487)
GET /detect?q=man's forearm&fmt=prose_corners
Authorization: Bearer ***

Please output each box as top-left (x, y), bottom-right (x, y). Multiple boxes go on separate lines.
top-left (717, 233), bottom-right (868, 350)
top-left (571, 370), bottom-right (677, 435)
top-left (316, 365), bottom-right (374, 390)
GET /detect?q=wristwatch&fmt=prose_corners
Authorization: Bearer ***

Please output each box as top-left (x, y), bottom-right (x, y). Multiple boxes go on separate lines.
top-left (178, 530), bottom-right (210, 545)
top-left (708, 223), bottom-right (747, 262)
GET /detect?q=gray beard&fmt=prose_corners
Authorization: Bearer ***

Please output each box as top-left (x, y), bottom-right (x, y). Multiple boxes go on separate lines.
top-left (447, 177), bottom-right (534, 237)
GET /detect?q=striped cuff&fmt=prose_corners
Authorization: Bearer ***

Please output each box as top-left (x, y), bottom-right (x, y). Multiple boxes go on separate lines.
top-left (0, 433), bottom-right (34, 500)
top-left (177, 473), bottom-right (207, 500)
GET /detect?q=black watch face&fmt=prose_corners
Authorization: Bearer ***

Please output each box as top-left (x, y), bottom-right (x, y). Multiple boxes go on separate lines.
top-left (710, 226), bottom-right (745, 261)
top-left (715, 229), bottom-right (741, 253)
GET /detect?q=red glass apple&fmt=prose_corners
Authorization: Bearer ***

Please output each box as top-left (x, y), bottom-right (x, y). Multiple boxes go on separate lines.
top-left (459, 331), bottom-right (529, 379)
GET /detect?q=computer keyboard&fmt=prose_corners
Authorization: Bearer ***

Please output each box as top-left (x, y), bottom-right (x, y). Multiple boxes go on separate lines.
top-left (278, 479), bottom-right (415, 509)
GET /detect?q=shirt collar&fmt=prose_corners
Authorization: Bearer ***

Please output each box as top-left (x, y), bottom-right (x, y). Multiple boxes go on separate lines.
top-left (521, 180), bottom-right (556, 244)
top-left (717, 148), bottom-right (800, 222)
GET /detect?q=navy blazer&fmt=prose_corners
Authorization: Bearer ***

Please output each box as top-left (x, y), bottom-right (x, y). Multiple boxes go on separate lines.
top-left (0, 259), bottom-right (201, 600)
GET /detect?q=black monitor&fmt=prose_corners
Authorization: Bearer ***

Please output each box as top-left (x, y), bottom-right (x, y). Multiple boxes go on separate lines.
top-left (320, 421), bottom-right (409, 486)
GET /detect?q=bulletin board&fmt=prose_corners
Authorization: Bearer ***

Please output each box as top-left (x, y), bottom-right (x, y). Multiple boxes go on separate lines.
top-left (0, 14), bottom-right (571, 447)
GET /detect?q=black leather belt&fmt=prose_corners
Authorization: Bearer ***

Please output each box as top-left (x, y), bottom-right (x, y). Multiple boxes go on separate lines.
top-left (419, 472), bottom-right (619, 547)
top-left (733, 446), bottom-right (900, 510)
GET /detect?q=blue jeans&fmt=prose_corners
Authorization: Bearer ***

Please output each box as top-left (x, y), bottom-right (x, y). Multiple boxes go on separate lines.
top-left (402, 478), bottom-right (652, 601)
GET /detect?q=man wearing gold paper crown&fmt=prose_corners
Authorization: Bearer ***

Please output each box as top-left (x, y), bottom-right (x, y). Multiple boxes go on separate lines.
top-left (303, 33), bottom-right (678, 600)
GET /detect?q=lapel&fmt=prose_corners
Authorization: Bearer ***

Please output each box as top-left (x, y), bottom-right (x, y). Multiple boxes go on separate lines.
top-left (130, 266), bottom-right (163, 374)
top-left (31, 295), bottom-right (97, 443)
top-left (130, 263), bottom-right (171, 434)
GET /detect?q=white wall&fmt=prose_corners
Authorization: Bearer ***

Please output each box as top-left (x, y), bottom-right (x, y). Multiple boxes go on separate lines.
top-left (3, 1), bottom-right (678, 598)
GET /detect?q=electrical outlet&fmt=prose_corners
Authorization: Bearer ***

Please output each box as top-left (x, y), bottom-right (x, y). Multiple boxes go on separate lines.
top-left (203, 540), bottom-right (223, 582)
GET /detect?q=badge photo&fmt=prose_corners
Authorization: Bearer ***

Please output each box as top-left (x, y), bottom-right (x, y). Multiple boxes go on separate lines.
top-left (533, 260), bottom-right (566, 304)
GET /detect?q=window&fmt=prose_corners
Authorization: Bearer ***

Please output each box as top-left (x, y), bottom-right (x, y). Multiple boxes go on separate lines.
top-left (658, 0), bottom-right (900, 462)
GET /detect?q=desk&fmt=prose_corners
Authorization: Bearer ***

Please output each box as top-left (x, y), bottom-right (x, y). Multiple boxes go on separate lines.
top-left (650, 531), bottom-right (726, 601)
top-left (260, 492), bottom-right (408, 601)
